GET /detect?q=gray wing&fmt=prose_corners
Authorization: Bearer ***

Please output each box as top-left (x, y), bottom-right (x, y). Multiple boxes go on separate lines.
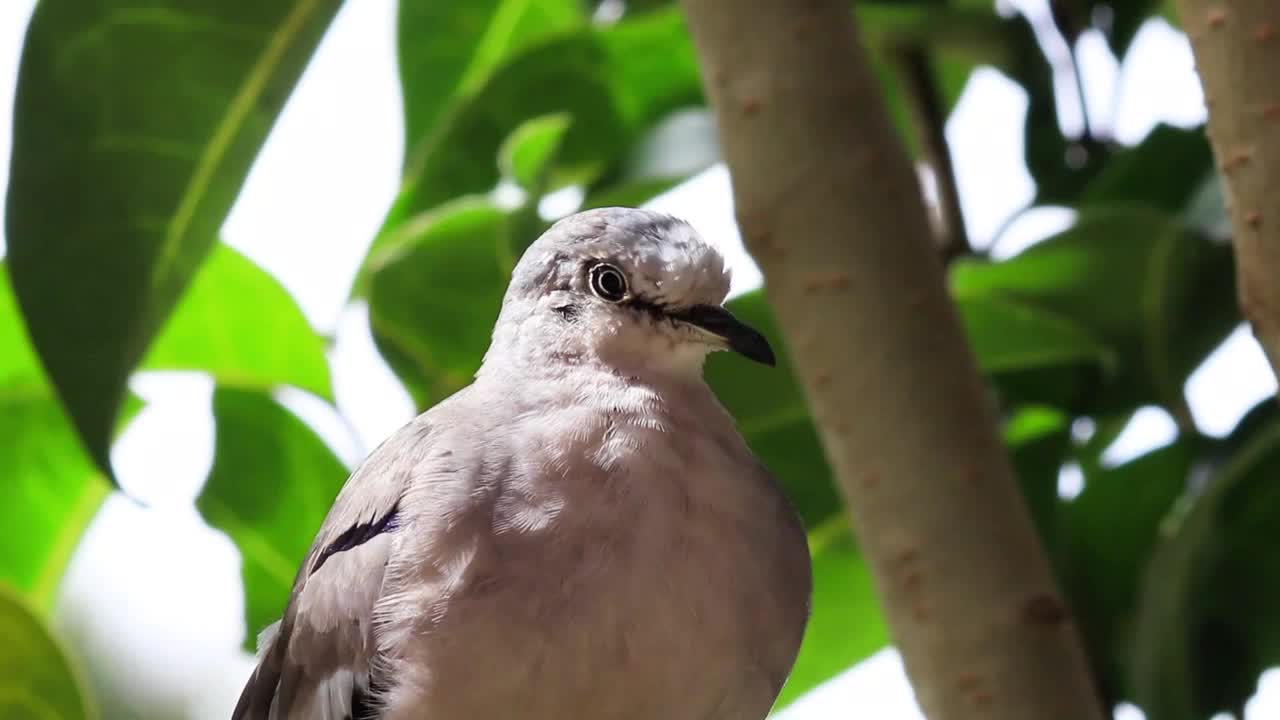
top-left (231, 416), bottom-right (434, 720)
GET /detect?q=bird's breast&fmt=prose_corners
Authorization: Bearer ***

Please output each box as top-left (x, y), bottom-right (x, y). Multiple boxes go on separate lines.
top-left (384, 399), bottom-right (810, 719)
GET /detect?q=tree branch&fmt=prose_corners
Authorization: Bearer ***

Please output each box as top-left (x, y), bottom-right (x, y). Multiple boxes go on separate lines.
top-left (676, 1), bottom-right (1105, 718)
top-left (893, 47), bottom-right (972, 262)
top-left (1178, 0), bottom-right (1280, 390)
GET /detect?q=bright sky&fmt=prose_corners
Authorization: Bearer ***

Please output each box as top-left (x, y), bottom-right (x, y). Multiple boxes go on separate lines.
top-left (1, 0), bottom-right (1278, 717)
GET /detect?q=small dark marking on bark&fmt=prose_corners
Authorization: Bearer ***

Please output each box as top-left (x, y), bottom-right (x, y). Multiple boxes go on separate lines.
top-left (972, 690), bottom-right (994, 708)
top-left (903, 571), bottom-right (921, 591)
top-left (896, 546), bottom-right (918, 566)
top-left (863, 469), bottom-right (881, 488)
top-left (1207, 7), bottom-right (1226, 27)
top-left (813, 369), bottom-right (831, 387)
top-left (912, 602), bottom-right (930, 622)
top-left (1023, 592), bottom-right (1068, 626)
top-left (1264, 103), bottom-right (1280, 121)
top-left (1257, 22), bottom-right (1276, 42)
top-left (742, 96), bottom-right (761, 115)
top-left (1247, 211), bottom-right (1262, 228)
top-left (956, 672), bottom-right (982, 691)
top-left (803, 271), bottom-right (851, 293)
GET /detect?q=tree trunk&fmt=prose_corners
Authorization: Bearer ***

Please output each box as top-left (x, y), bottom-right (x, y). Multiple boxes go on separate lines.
top-left (1177, 0), bottom-right (1280, 388)
top-left (676, 1), bottom-right (1105, 718)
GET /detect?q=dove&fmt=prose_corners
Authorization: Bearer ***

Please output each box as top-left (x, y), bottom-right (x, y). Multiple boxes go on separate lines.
top-left (232, 206), bottom-right (812, 720)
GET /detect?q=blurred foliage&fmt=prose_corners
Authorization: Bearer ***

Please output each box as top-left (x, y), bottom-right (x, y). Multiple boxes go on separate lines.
top-left (1, 0), bottom-right (1273, 717)
top-left (0, 586), bottom-right (93, 719)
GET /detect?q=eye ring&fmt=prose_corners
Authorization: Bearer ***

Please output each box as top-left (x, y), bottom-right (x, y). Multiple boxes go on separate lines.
top-left (588, 262), bottom-right (628, 303)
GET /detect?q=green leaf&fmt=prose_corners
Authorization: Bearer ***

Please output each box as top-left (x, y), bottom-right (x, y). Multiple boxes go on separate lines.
top-left (950, 209), bottom-right (1238, 419)
top-left (1133, 415), bottom-right (1280, 719)
top-left (582, 108), bottom-right (719, 211)
top-left (398, 0), bottom-right (583, 155)
top-left (0, 274), bottom-right (107, 611)
top-left (394, 33), bottom-right (627, 226)
top-left (596, 7), bottom-right (702, 131)
top-left (197, 388), bottom-right (348, 649)
top-left (1059, 438), bottom-right (1198, 705)
top-left (499, 113), bottom-right (573, 191)
top-left (1005, 406), bottom-right (1072, 546)
top-left (956, 294), bottom-right (1117, 411)
top-left (774, 527), bottom-right (888, 711)
top-left (0, 397), bottom-right (109, 612)
top-left (142, 243), bottom-right (331, 399)
top-left (1077, 124), bottom-right (1213, 214)
top-left (0, 585), bottom-right (93, 720)
top-left (5, 0), bottom-right (344, 477)
top-left (368, 201), bottom-right (514, 410)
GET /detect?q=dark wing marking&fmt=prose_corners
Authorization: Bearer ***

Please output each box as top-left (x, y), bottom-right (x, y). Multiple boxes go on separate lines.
top-left (312, 503), bottom-right (401, 576)
top-left (230, 503), bottom-right (402, 720)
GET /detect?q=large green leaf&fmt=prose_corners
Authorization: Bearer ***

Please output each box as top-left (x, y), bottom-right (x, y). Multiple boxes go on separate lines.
top-left (1058, 438), bottom-right (1199, 705)
top-left (367, 201), bottom-right (515, 410)
top-left (956, 294), bottom-right (1117, 411)
top-left (5, 0), bottom-right (343, 477)
top-left (1077, 124), bottom-right (1214, 215)
top-left (1132, 415), bottom-right (1280, 719)
top-left (950, 209), bottom-right (1238, 419)
top-left (0, 274), bottom-right (107, 611)
top-left (773, 527), bottom-right (887, 711)
top-left (142, 243), bottom-right (331, 399)
top-left (392, 33), bottom-right (627, 230)
top-left (0, 586), bottom-right (93, 720)
top-left (596, 7), bottom-right (702, 132)
top-left (197, 388), bottom-right (348, 649)
top-left (398, 0), bottom-right (582, 155)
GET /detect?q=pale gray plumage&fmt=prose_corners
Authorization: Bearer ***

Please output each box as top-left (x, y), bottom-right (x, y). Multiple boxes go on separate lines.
top-left (232, 207), bottom-right (813, 720)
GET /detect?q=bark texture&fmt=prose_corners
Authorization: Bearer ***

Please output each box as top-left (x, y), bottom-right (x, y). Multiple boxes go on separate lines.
top-left (1178, 0), bottom-right (1280, 385)
top-left (677, 1), bottom-right (1105, 718)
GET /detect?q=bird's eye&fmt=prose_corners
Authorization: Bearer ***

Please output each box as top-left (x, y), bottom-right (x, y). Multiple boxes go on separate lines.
top-left (588, 263), bottom-right (628, 303)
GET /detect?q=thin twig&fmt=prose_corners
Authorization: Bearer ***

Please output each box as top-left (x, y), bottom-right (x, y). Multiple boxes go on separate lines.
top-left (894, 47), bottom-right (971, 263)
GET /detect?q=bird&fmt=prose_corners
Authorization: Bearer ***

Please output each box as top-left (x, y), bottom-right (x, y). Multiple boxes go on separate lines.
top-left (231, 206), bottom-right (813, 720)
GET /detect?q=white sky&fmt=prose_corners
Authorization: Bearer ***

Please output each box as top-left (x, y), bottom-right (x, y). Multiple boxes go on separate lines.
top-left (1, 0), bottom-right (1277, 717)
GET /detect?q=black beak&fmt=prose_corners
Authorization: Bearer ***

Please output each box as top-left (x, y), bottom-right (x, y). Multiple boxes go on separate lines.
top-left (669, 304), bottom-right (777, 367)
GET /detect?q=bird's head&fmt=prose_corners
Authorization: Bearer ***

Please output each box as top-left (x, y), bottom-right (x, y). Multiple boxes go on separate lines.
top-left (482, 207), bottom-right (775, 379)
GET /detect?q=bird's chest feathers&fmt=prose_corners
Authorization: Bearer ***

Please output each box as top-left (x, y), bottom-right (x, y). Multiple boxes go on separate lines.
top-left (474, 399), bottom-right (774, 671)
